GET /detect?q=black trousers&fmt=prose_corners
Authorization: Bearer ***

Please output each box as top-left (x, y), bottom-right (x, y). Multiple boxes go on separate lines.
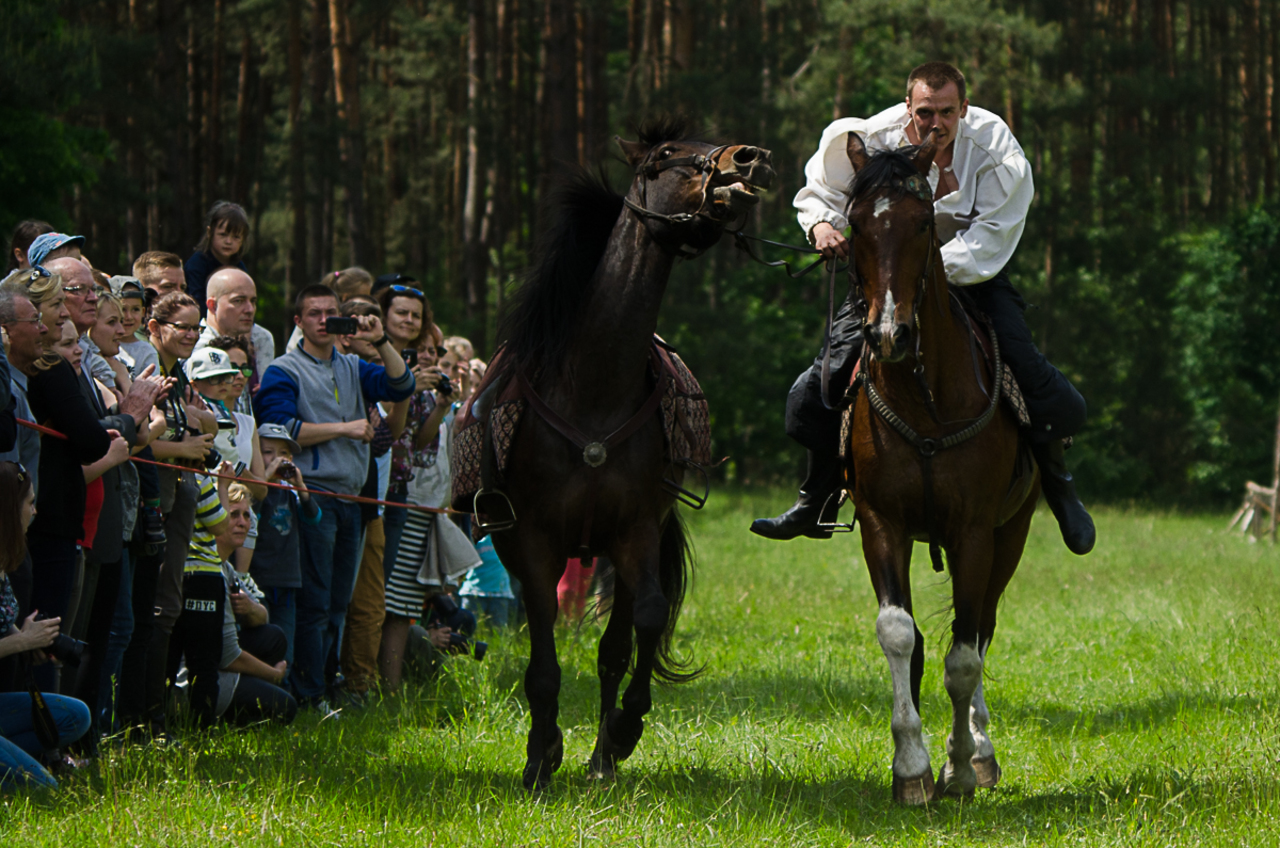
top-left (174, 570), bottom-right (225, 728)
top-left (784, 270), bottom-right (1086, 457)
top-left (227, 624), bottom-right (297, 726)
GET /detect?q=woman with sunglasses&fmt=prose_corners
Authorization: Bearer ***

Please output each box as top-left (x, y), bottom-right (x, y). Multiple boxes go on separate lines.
top-left (0, 461), bottom-right (92, 790)
top-left (145, 293), bottom-right (217, 467)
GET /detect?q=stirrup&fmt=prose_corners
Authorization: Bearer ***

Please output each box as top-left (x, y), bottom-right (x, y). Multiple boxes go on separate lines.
top-left (815, 489), bottom-right (855, 534)
top-left (474, 488), bottom-right (518, 533)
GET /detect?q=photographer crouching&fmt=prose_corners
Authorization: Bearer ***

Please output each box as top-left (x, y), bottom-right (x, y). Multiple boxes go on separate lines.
top-left (0, 462), bottom-right (91, 789)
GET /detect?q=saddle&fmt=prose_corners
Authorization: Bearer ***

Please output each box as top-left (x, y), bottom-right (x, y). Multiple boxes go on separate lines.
top-left (450, 337), bottom-right (712, 523)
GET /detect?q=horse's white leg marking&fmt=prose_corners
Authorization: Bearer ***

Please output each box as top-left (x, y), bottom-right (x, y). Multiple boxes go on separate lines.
top-left (876, 605), bottom-right (930, 779)
top-left (969, 640), bottom-right (994, 762)
top-left (878, 289), bottom-right (896, 340)
top-left (940, 640), bottom-right (982, 793)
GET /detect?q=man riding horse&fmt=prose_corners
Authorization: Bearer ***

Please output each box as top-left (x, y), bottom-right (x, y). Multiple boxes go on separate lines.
top-left (751, 61), bottom-right (1095, 556)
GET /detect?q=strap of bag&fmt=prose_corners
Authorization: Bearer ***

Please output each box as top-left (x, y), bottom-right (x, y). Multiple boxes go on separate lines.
top-left (26, 670), bottom-right (61, 751)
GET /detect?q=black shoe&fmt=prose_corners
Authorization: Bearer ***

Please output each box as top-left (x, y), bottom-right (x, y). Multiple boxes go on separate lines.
top-left (750, 450), bottom-right (842, 541)
top-left (1032, 439), bottom-right (1096, 555)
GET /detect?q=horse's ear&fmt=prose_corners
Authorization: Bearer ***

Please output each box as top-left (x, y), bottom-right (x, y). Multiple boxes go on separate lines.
top-left (846, 132), bottom-right (869, 171)
top-left (616, 136), bottom-right (649, 168)
top-left (914, 128), bottom-right (939, 174)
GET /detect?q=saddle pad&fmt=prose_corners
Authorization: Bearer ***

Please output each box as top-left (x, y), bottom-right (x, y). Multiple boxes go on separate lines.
top-left (450, 339), bottom-right (711, 514)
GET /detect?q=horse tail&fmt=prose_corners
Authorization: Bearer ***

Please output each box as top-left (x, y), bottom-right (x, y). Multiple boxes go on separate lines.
top-left (653, 509), bottom-right (703, 684)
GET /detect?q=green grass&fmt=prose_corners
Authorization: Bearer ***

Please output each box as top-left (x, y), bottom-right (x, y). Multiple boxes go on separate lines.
top-left (7, 493), bottom-right (1280, 845)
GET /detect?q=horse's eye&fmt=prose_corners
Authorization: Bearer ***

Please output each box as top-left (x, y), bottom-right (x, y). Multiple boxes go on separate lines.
top-left (659, 147), bottom-right (675, 159)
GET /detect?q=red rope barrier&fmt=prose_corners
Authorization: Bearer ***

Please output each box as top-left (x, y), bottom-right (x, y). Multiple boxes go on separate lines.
top-left (14, 417), bottom-right (458, 514)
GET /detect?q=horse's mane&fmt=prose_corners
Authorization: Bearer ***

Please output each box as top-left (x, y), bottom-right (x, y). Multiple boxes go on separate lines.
top-left (497, 117), bottom-right (700, 372)
top-left (497, 169), bottom-right (624, 371)
top-left (847, 144), bottom-right (925, 207)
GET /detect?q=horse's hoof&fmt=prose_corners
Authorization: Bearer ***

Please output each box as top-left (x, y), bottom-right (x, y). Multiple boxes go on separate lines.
top-left (891, 770), bottom-right (935, 806)
top-left (972, 754), bottom-right (1002, 789)
top-left (934, 763), bottom-right (976, 800)
top-left (587, 708), bottom-right (628, 780)
top-left (521, 727), bottom-right (565, 792)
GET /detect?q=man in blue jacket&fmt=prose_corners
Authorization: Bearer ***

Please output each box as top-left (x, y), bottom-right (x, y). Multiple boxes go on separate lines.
top-left (256, 283), bottom-right (415, 708)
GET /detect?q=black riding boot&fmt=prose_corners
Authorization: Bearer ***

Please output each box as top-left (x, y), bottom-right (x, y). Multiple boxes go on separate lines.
top-left (750, 449), bottom-right (843, 541)
top-left (1031, 439), bottom-right (1096, 555)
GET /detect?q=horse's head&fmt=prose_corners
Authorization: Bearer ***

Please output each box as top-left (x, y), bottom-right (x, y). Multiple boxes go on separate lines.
top-left (845, 131), bottom-right (940, 364)
top-left (618, 123), bottom-right (773, 257)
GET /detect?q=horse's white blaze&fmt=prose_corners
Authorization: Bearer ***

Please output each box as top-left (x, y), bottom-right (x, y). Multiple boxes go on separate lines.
top-left (874, 196), bottom-right (892, 218)
top-left (876, 605), bottom-right (930, 778)
top-left (878, 288), bottom-right (897, 341)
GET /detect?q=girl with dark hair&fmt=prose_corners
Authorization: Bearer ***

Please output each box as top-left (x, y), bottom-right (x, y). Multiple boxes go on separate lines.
top-left (184, 201), bottom-right (251, 315)
top-left (6, 220), bottom-right (54, 273)
top-left (0, 462), bottom-right (92, 791)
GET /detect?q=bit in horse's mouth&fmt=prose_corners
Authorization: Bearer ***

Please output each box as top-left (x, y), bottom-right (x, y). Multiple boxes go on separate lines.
top-left (711, 181), bottom-right (764, 208)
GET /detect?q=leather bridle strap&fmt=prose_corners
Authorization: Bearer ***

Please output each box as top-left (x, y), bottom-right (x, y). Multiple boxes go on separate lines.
top-left (514, 348), bottom-right (668, 554)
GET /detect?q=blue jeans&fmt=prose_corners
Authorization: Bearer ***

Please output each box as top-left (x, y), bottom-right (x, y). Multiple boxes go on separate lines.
top-left (381, 487), bottom-right (409, 588)
top-left (0, 693), bottom-right (90, 789)
top-left (261, 587), bottom-right (298, 671)
top-left (461, 596), bottom-right (515, 629)
top-left (294, 495), bottom-right (362, 701)
top-left (100, 548), bottom-right (135, 729)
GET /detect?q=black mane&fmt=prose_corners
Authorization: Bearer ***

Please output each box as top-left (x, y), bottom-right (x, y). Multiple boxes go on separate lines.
top-left (497, 169), bottom-right (624, 371)
top-left (635, 114), bottom-right (699, 147)
top-left (847, 144), bottom-right (925, 207)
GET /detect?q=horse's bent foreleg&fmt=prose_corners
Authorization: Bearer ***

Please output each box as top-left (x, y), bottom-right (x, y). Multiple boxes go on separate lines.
top-left (520, 556), bottom-right (565, 791)
top-left (970, 481), bottom-right (1038, 789)
top-left (589, 578), bottom-right (635, 780)
top-left (936, 534), bottom-right (995, 799)
top-left (593, 529), bottom-right (664, 778)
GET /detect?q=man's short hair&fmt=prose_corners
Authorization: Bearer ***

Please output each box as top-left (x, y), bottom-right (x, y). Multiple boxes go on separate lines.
top-left (906, 61), bottom-right (966, 103)
top-left (0, 287), bottom-right (32, 323)
top-left (133, 251), bottom-right (184, 287)
top-left (294, 283), bottom-right (338, 318)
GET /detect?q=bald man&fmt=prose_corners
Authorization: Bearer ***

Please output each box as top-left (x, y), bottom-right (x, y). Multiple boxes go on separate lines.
top-left (194, 266), bottom-right (276, 415)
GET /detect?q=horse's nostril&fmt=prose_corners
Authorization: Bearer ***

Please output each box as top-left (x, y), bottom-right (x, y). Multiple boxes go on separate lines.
top-left (733, 146), bottom-right (758, 165)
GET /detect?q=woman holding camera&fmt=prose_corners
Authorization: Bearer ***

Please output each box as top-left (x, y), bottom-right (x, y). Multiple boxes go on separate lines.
top-left (0, 461), bottom-right (92, 789)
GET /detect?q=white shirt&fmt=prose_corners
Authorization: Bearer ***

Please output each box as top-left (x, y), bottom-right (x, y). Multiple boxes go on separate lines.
top-left (793, 103), bottom-right (1034, 285)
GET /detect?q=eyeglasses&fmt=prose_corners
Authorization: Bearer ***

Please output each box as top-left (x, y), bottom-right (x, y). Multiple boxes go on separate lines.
top-left (200, 373), bottom-right (237, 386)
top-left (1, 316), bottom-right (44, 327)
top-left (431, 346), bottom-right (448, 357)
top-left (159, 320), bottom-right (201, 334)
top-left (231, 365), bottom-right (253, 377)
top-left (61, 284), bottom-right (92, 296)
top-left (389, 285), bottom-right (425, 300)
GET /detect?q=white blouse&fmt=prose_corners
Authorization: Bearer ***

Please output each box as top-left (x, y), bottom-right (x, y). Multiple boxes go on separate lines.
top-left (793, 103), bottom-right (1034, 285)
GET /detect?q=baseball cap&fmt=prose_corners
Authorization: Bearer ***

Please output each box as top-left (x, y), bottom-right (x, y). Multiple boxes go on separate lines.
top-left (185, 346), bottom-right (241, 381)
top-left (108, 275), bottom-right (147, 300)
top-left (373, 272), bottom-right (418, 294)
top-left (256, 422), bottom-right (302, 454)
top-left (27, 233), bottom-right (86, 267)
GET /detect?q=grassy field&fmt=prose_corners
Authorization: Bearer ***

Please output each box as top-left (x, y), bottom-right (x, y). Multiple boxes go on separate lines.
top-left (6, 492), bottom-right (1280, 846)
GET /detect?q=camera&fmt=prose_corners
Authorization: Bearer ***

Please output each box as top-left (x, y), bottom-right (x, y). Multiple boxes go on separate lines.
top-left (436, 374), bottom-right (454, 397)
top-left (33, 615), bottom-right (86, 667)
top-left (325, 316), bottom-right (359, 336)
top-left (427, 594), bottom-right (486, 661)
top-left (402, 348), bottom-right (418, 369)
top-left (276, 460), bottom-right (297, 480)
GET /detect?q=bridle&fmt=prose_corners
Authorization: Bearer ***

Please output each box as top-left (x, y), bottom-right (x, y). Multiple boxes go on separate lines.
top-left (622, 144), bottom-right (734, 256)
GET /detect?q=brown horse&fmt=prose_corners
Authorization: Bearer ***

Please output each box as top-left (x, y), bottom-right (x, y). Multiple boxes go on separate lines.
top-left (488, 119), bottom-right (773, 790)
top-left (843, 130), bottom-right (1040, 804)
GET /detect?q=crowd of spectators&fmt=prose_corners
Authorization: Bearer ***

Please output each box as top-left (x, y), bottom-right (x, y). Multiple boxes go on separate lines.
top-left (0, 208), bottom-right (513, 791)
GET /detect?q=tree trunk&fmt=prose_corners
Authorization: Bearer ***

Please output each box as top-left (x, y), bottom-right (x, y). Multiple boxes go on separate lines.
top-left (287, 0), bottom-right (306, 309)
top-left (329, 0), bottom-right (371, 267)
top-left (462, 0), bottom-right (488, 350)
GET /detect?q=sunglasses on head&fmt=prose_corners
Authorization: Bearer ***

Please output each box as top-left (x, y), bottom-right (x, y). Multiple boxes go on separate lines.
top-left (389, 284), bottom-right (425, 300)
top-left (24, 265), bottom-right (52, 283)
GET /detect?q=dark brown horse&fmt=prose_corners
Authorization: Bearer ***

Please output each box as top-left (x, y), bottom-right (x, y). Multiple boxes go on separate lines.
top-left (843, 130), bottom-right (1039, 804)
top-left (489, 119), bottom-right (773, 790)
